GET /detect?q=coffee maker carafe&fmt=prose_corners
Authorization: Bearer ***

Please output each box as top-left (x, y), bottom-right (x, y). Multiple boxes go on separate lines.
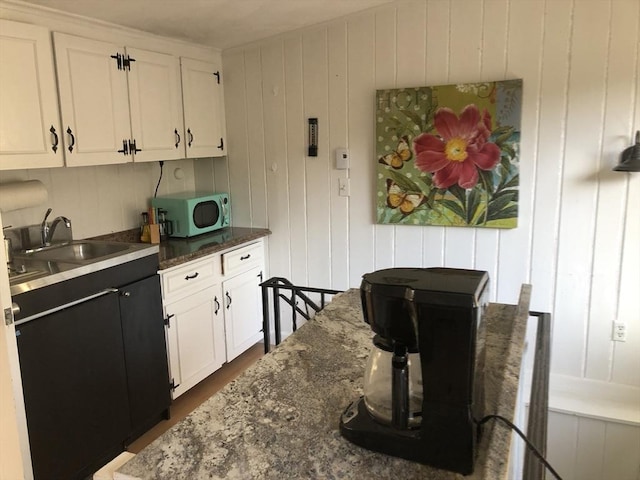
top-left (340, 267), bottom-right (489, 475)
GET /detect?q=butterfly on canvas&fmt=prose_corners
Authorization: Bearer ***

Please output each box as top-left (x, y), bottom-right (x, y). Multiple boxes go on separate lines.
top-left (386, 178), bottom-right (426, 215)
top-left (378, 136), bottom-right (413, 169)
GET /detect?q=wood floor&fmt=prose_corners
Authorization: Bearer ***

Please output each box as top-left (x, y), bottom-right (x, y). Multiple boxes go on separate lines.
top-left (127, 343), bottom-right (265, 454)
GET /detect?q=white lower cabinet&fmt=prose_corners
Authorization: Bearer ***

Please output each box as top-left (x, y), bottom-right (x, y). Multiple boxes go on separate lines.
top-left (222, 266), bottom-right (264, 362)
top-left (165, 284), bottom-right (225, 399)
top-left (160, 240), bottom-right (265, 398)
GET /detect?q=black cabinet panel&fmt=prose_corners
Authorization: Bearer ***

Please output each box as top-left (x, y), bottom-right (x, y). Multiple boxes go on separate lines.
top-left (119, 275), bottom-right (171, 439)
top-left (16, 292), bottom-right (130, 480)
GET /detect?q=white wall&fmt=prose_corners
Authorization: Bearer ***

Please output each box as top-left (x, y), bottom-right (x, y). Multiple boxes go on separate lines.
top-left (221, 1), bottom-right (640, 478)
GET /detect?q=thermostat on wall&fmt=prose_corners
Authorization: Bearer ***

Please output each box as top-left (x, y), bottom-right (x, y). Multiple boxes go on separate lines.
top-left (335, 148), bottom-right (349, 169)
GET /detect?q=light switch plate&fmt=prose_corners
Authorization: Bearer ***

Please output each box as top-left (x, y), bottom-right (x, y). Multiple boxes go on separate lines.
top-left (338, 177), bottom-right (350, 197)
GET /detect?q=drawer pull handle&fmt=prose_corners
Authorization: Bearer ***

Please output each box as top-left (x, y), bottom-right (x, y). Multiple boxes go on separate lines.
top-left (240, 254), bottom-right (251, 260)
top-left (185, 272), bottom-right (199, 280)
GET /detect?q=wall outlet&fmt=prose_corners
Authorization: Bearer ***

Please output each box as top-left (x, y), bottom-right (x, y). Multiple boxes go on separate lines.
top-left (612, 321), bottom-right (627, 342)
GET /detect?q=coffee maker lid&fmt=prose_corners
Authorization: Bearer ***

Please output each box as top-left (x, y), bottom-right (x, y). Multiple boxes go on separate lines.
top-left (362, 268), bottom-right (488, 307)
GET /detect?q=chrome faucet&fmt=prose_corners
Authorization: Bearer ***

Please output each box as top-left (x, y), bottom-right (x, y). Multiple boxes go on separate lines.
top-left (41, 208), bottom-right (72, 246)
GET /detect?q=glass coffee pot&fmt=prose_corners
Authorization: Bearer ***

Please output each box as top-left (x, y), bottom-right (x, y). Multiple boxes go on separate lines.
top-left (363, 335), bottom-right (423, 428)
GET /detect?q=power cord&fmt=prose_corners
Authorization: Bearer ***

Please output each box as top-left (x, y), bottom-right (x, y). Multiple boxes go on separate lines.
top-left (154, 161), bottom-right (164, 198)
top-left (476, 414), bottom-right (563, 480)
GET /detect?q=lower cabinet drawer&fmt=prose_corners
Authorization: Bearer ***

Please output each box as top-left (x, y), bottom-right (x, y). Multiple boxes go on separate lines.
top-left (161, 255), bottom-right (220, 300)
top-left (222, 242), bottom-right (263, 277)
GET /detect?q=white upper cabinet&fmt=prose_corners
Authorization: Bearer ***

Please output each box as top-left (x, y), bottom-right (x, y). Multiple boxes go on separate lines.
top-left (181, 58), bottom-right (226, 158)
top-left (53, 33), bottom-right (131, 166)
top-left (0, 20), bottom-right (63, 170)
top-left (126, 47), bottom-right (184, 162)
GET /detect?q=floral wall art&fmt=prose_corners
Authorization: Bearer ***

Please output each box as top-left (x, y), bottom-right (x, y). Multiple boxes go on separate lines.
top-left (376, 80), bottom-right (522, 228)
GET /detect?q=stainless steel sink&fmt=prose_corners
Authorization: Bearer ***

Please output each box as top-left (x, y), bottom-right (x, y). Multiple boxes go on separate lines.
top-left (19, 242), bottom-right (130, 264)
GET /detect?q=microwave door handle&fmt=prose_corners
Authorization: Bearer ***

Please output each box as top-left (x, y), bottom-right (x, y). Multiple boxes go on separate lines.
top-left (222, 202), bottom-right (228, 223)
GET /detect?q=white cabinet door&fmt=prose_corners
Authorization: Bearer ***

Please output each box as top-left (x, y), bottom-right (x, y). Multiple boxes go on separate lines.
top-left (165, 284), bottom-right (225, 399)
top-left (53, 33), bottom-right (131, 166)
top-left (223, 266), bottom-right (263, 362)
top-left (127, 48), bottom-right (184, 162)
top-left (0, 20), bottom-right (63, 170)
top-left (181, 57), bottom-right (225, 158)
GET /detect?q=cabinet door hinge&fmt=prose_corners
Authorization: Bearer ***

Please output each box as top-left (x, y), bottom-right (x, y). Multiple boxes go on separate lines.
top-left (169, 378), bottom-right (180, 391)
top-left (128, 139), bottom-right (141, 154)
top-left (117, 139), bottom-right (129, 155)
top-left (213, 71), bottom-right (220, 84)
top-left (110, 53), bottom-right (123, 70)
top-left (123, 55), bottom-right (136, 71)
top-left (164, 313), bottom-right (175, 327)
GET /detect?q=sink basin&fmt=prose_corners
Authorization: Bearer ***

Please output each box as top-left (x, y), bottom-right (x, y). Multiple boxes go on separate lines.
top-left (22, 242), bottom-right (130, 263)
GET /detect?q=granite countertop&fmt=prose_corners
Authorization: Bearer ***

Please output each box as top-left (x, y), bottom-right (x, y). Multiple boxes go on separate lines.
top-left (117, 286), bottom-right (531, 480)
top-left (91, 226), bottom-right (271, 269)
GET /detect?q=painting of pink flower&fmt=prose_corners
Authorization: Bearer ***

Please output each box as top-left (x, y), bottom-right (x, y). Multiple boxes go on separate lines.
top-left (413, 105), bottom-right (501, 189)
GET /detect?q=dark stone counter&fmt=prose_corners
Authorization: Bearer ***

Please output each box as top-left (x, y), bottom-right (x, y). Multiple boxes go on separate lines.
top-left (117, 285), bottom-right (532, 480)
top-left (90, 226), bottom-right (271, 270)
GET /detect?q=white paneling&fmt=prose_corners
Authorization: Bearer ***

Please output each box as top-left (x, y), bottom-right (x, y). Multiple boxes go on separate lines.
top-left (585, 0), bottom-right (639, 381)
top-left (302, 28), bottom-right (331, 289)
top-left (327, 22), bottom-right (350, 291)
top-left (546, 410), bottom-right (578, 480)
top-left (611, 0), bottom-right (640, 387)
top-left (553, 0), bottom-right (611, 378)
top-left (602, 421), bottom-right (640, 480)
top-left (261, 39), bottom-right (292, 283)
top-left (528, 0), bottom-right (571, 315)
top-left (347, 13), bottom-right (376, 286)
top-left (574, 417), bottom-right (606, 480)
top-left (373, 5), bottom-right (396, 271)
top-left (612, 171), bottom-right (640, 386)
top-left (244, 48), bottom-right (268, 228)
top-left (283, 36), bottom-right (308, 286)
top-left (222, 50), bottom-right (252, 227)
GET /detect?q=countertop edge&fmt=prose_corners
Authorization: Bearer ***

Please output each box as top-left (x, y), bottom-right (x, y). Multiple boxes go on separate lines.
top-left (89, 227), bottom-right (272, 270)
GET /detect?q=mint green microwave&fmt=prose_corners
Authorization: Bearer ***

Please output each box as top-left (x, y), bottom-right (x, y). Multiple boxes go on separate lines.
top-left (151, 192), bottom-right (230, 237)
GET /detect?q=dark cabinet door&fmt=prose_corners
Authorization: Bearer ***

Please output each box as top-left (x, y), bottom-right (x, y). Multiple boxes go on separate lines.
top-left (119, 275), bottom-right (171, 439)
top-left (16, 291), bottom-right (130, 480)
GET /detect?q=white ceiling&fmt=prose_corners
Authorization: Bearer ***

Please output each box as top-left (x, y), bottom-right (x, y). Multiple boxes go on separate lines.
top-left (19, 0), bottom-right (394, 49)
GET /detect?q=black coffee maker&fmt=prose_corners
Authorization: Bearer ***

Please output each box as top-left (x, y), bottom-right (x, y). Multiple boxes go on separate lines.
top-left (339, 267), bottom-right (489, 475)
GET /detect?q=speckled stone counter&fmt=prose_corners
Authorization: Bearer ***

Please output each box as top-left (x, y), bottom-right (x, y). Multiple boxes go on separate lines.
top-left (117, 286), bottom-right (531, 480)
top-left (90, 226), bottom-right (271, 270)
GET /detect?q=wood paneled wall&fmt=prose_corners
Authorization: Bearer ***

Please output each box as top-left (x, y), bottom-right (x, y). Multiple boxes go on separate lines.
top-left (222, 1), bottom-right (640, 478)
